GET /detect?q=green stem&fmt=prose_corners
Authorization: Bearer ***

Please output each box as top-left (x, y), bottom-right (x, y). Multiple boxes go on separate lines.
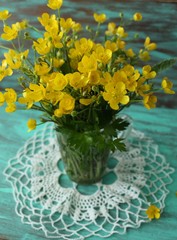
top-left (0, 45), bottom-right (11, 50)
top-left (28, 24), bottom-right (43, 34)
top-left (31, 105), bottom-right (44, 111)
top-left (11, 41), bottom-right (17, 51)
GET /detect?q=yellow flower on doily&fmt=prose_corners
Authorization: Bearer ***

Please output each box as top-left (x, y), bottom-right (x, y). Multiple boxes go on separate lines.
top-left (146, 205), bottom-right (161, 220)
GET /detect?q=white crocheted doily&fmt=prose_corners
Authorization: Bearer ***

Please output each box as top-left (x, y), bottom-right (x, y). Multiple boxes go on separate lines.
top-left (4, 123), bottom-right (174, 240)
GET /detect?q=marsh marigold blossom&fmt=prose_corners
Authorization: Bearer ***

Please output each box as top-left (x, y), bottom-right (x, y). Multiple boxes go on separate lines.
top-left (0, 60), bottom-right (13, 81)
top-left (133, 12), bottom-right (142, 21)
top-left (27, 119), bottom-right (37, 132)
top-left (4, 49), bottom-right (29, 70)
top-left (67, 72), bottom-right (88, 89)
top-left (143, 94), bottom-right (157, 109)
top-left (0, 92), bottom-right (5, 106)
top-left (3, 88), bottom-right (17, 113)
top-left (1, 24), bottom-right (18, 41)
top-left (144, 37), bottom-right (157, 51)
top-left (78, 55), bottom-right (97, 73)
top-left (54, 94), bottom-right (75, 117)
top-left (38, 13), bottom-right (57, 30)
top-left (93, 13), bottom-right (107, 24)
top-left (161, 77), bottom-right (175, 94)
top-left (146, 205), bottom-right (160, 220)
top-left (33, 38), bottom-right (51, 55)
top-left (103, 80), bottom-right (129, 110)
top-left (47, 0), bottom-right (63, 10)
top-left (0, 10), bottom-right (11, 21)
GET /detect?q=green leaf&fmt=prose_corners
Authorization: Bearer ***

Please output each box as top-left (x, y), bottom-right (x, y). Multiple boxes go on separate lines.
top-left (112, 117), bottom-right (129, 131)
top-left (103, 117), bottom-right (129, 142)
top-left (104, 125), bottom-right (117, 137)
top-left (152, 58), bottom-right (177, 74)
top-left (113, 138), bottom-right (126, 152)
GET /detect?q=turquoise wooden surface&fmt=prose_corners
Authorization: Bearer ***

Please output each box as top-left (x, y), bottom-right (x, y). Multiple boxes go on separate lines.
top-left (0, 105), bottom-right (177, 240)
top-left (0, 0), bottom-right (177, 239)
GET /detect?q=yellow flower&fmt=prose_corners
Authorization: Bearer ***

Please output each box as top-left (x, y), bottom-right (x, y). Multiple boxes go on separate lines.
top-left (146, 205), bottom-right (160, 220)
top-left (133, 12), bottom-right (142, 21)
top-left (4, 49), bottom-right (29, 70)
top-left (72, 22), bottom-right (82, 32)
top-left (5, 103), bottom-right (16, 113)
top-left (78, 55), bottom-right (97, 73)
top-left (4, 88), bottom-right (17, 104)
top-left (0, 92), bottom-right (5, 106)
top-left (59, 94), bottom-right (75, 114)
top-left (143, 94), bottom-right (157, 109)
top-left (144, 37), bottom-right (157, 51)
top-left (126, 48), bottom-right (135, 58)
top-left (79, 98), bottom-right (93, 106)
top-left (44, 30), bottom-right (63, 49)
top-left (52, 73), bottom-right (68, 90)
top-left (45, 86), bottom-right (64, 105)
top-left (1, 24), bottom-right (18, 41)
top-left (161, 77), bottom-right (175, 94)
top-left (105, 22), bottom-right (116, 36)
top-left (3, 88), bottom-right (17, 113)
top-left (94, 45), bottom-right (112, 65)
top-left (103, 81), bottom-right (129, 110)
top-left (71, 38), bottom-right (93, 57)
top-left (139, 50), bottom-right (150, 61)
top-left (38, 13), bottom-right (57, 31)
top-left (47, 0), bottom-right (63, 10)
top-left (88, 71), bottom-right (100, 85)
top-left (18, 89), bottom-right (33, 109)
top-left (19, 84), bottom-right (46, 108)
top-left (27, 119), bottom-right (37, 132)
top-left (67, 72), bottom-right (88, 89)
top-left (105, 40), bottom-right (118, 52)
top-left (33, 38), bottom-right (51, 55)
top-left (13, 20), bottom-right (28, 31)
top-left (136, 77), bottom-right (151, 96)
top-left (34, 62), bottom-right (51, 76)
top-left (0, 10), bottom-right (11, 21)
top-left (60, 18), bottom-right (75, 32)
top-left (51, 58), bottom-right (64, 68)
top-left (54, 94), bottom-right (75, 117)
top-left (93, 13), bottom-right (107, 24)
top-left (0, 60), bottom-right (13, 81)
top-left (117, 39), bottom-right (126, 50)
top-left (142, 65), bottom-right (156, 79)
top-left (122, 65), bottom-right (140, 92)
top-left (29, 83), bottom-right (46, 102)
top-left (116, 26), bottom-right (128, 38)
top-left (100, 72), bottom-right (112, 85)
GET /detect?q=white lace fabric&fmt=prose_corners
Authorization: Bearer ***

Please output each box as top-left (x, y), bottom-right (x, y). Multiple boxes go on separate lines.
top-left (4, 123), bottom-right (174, 239)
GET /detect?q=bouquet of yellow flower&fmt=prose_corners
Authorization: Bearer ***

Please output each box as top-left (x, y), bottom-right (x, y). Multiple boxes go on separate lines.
top-left (0, 0), bottom-right (176, 183)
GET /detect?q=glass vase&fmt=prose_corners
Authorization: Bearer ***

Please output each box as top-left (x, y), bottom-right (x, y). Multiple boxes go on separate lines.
top-left (56, 129), bottom-right (110, 185)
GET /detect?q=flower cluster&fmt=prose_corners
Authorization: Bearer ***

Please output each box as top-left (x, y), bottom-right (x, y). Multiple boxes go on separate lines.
top-left (0, 0), bottom-right (175, 138)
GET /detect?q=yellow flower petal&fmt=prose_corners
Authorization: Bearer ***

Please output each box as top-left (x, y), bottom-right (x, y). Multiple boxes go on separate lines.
top-left (0, 10), bottom-right (11, 21)
top-left (79, 98), bottom-right (93, 106)
top-left (27, 119), bottom-right (36, 132)
top-left (133, 12), bottom-right (142, 21)
top-left (93, 13), bottom-right (107, 24)
top-left (47, 0), bottom-right (63, 10)
top-left (146, 205), bottom-right (161, 220)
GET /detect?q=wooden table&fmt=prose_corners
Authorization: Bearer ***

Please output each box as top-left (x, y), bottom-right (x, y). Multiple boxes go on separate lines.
top-left (0, 0), bottom-right (177, 239)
